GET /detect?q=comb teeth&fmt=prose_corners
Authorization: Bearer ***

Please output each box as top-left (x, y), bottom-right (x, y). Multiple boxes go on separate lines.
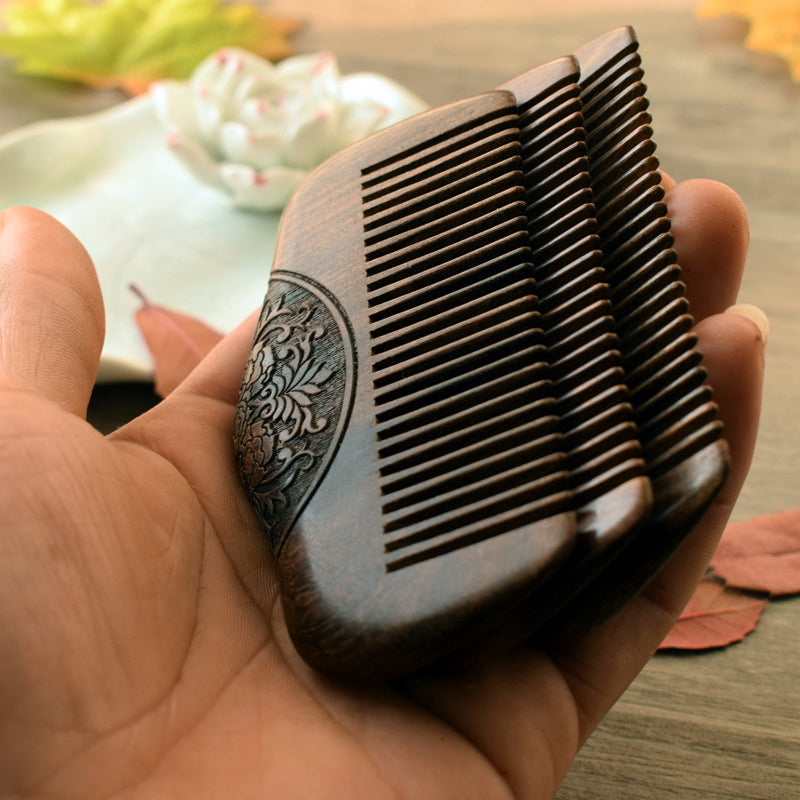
top-left (525, 27), bottom-right (730, 640)
top-left (507, 58), bottom-right (646, 517)
top-left (577, 31), bottom-right (724, 481)
top-left (362, 104), bottom-right (572, 571)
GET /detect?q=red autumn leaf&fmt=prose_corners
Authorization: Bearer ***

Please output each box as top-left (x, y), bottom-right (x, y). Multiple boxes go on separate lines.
top-left (711, 509), bottom-right (800, 596)
top-left (131, 285), bottom-right (224, 397)
top-left (658, 578), bottom-right (767, 651)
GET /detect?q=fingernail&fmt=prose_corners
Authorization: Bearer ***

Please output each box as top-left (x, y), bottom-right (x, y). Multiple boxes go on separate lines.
top-left (724, 303), bottom-right (769, 345)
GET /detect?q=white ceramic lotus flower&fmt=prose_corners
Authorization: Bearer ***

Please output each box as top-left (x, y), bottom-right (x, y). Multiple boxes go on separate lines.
top-left (151, 48), bottom-right (429, 212)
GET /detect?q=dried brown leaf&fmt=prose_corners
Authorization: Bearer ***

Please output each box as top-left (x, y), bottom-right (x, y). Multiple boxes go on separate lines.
top-left (711, 509), bottom-right (800, 596)
top-left (659, 578), bottom-right (767, 651)
top-left (131, 285), bottom-right (224, 397)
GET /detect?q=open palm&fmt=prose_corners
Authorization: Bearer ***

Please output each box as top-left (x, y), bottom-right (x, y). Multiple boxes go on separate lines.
top-left (0, 182), bottom-right (763, 799)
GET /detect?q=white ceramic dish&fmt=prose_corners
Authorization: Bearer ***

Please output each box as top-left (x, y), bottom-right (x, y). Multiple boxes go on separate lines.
top-left (0, 65), bottom-right (427, 383)
top-left (0, 94), bottom-right (282, 382)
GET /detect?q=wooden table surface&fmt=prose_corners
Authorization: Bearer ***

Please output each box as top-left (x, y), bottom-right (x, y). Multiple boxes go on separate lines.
top-left (2, 1), bottom-right (799, 797)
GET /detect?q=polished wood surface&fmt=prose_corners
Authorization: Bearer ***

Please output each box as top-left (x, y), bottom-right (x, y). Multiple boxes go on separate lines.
top-left (3, 1), bottom-right (799, 795)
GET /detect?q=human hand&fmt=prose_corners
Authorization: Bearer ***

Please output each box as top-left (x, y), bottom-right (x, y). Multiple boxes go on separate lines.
top-left (0, 181), bottom-right (763, 799)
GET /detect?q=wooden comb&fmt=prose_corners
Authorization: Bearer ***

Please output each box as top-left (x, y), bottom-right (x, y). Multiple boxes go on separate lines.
top-left (235, 91), bottom-right (577, 680)
top-left (234, 28), bottom-right (729, 679)
top-left (540, 28), bottom-right (729, 635)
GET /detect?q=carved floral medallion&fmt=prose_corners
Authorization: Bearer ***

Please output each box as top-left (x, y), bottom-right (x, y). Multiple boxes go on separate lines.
top-left (234, 270), bottom-right (356, 553)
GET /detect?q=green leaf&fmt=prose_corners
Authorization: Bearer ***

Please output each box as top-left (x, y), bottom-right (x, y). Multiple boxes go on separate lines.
top-left (0, 0), bottom-right (296, 93)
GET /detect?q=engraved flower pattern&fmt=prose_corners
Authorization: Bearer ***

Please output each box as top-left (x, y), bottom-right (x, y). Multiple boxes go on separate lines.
top-left (234, 295), bottom-right (335, 529)
top-left (151, 47), bottom-right (428, 211)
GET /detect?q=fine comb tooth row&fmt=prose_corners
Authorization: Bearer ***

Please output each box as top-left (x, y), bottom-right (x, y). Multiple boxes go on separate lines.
top-left (576, 30), bottom-right (725, 482)
top-left (361, 100), bottom-right (574, 571)
top-left (503, 58), bottom-right (647, 523)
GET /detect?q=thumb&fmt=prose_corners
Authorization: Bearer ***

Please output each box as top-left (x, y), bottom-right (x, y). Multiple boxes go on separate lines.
top-left (0, 207), bottom-right (105, 416)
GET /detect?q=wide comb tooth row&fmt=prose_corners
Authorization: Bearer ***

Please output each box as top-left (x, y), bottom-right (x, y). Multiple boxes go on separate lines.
top-left (509, 59), bottom-right (646, 516)
top-left (577, 32), bottom-right (724, 481)
top-left (361, 103), bottom-right (573, 571)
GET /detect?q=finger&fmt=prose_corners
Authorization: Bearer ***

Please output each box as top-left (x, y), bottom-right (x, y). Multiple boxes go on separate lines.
top-left (660, 170), bottom-right (677, 192)
top-left (110, 310), bottom-right (271, 590)
top-left (553, 306), bottom-right (766, 743)
top-left (175, 309), bottom-right (260, 407)
top-left (0, 206), bottom-right (104, 416)
top-left (111, 307), bottom-right (258, 475)
top-left (666, 179), bottom-right (750, 322)
top-left (406, 647), bottom-right (583, 800)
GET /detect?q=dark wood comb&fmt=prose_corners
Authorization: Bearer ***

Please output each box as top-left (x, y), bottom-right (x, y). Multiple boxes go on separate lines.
top-left (235, 91), bottom-right (578, 680)
top-left (234, 28), bottom-right (729, 679)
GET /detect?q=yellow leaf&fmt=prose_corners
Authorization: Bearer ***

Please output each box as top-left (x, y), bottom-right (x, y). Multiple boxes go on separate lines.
top-left (697, 0), bottom-right (800, 81)
top-left (0, 0), bottom-right (299, 94)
